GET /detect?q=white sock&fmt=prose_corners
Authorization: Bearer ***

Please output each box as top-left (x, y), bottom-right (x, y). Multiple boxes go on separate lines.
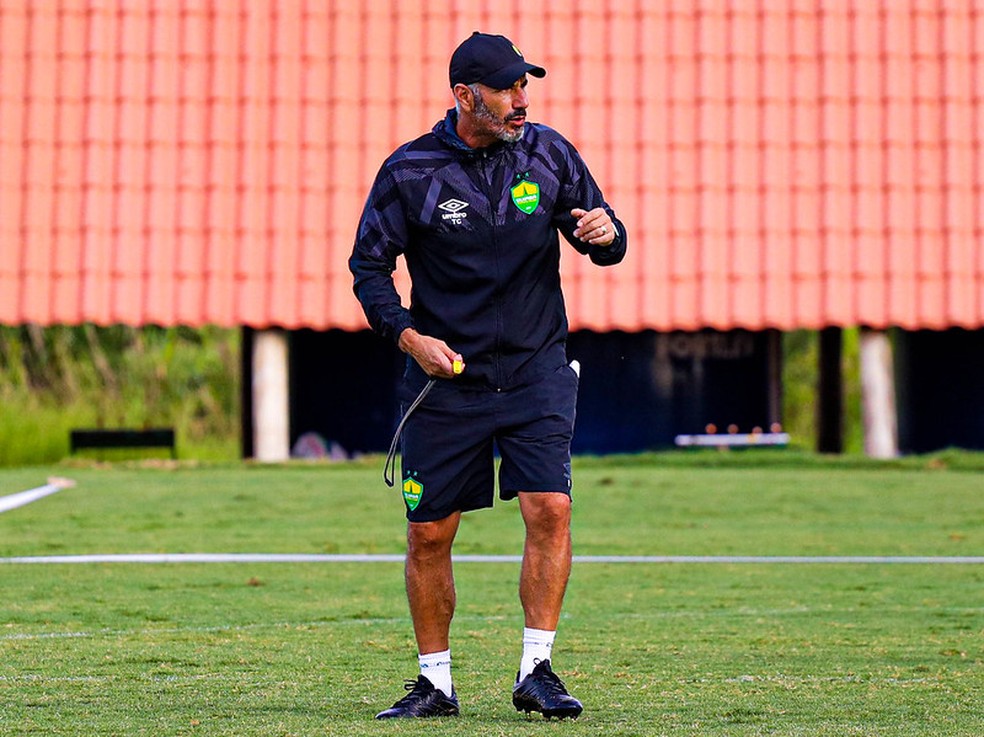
top-left (418, 649), bottom-right (453, 697)
top-left (519, 628), bottom-right (556, 681)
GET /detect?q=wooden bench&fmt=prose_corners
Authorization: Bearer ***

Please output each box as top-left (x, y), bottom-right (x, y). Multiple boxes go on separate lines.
top-left (69, 428), bottom-right (177, 459)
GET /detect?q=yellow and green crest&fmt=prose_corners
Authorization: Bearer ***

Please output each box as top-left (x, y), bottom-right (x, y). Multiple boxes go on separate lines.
top-left (402, 477), bottom-right (423, 511)
top-left (510, 180), bottom-right (540, 215)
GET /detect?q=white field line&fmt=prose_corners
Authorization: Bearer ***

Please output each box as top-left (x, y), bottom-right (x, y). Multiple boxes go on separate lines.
top-left (0, 553), bottom-right (982, 565)
top-left (0, 477), bottom-right (75, 514)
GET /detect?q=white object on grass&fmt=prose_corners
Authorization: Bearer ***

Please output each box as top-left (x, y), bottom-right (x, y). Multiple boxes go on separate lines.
top-left (0, 477), bottom-right (76, 514)
top-left (674, 432), bottom-right (790, 447)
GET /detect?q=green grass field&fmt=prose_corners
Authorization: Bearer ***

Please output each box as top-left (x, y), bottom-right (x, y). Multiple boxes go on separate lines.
top-left (1, 453), bottom-right (982, 736)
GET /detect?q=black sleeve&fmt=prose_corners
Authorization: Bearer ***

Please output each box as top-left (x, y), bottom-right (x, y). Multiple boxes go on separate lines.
top-left (551, 139), bottom-right (627, 267)
top-left (348, 165), bottom-right (414, 344)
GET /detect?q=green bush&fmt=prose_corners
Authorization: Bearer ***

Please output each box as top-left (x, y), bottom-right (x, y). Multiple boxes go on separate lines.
top-left (782, 329), bottom-right (862, 453)
top-left (0, 325), bottom-right (240, 466)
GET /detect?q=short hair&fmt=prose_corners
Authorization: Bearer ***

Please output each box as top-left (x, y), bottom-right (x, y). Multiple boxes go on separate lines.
top-left (454, 83), bottom-right (483, 114)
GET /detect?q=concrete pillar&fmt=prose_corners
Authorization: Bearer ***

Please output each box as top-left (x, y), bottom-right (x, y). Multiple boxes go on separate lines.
top-left (252, 329), bottom-right (290, 462)
top-left (860, 328), bottom-right (899, 458)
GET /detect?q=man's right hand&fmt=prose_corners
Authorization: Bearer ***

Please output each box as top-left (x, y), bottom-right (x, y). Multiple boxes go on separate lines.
top-left (399, 328), bottom-right (465, 379)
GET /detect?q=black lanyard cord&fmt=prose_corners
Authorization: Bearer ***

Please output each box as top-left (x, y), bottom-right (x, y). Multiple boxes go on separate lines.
top-left (383, 379), bottom-right (436, 488)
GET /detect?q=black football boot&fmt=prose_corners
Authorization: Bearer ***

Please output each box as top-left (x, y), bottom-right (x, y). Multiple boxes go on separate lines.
top-left (512, 660), bottom-right (583, 719)
top-left (374, 675), bottom-right (460, 719)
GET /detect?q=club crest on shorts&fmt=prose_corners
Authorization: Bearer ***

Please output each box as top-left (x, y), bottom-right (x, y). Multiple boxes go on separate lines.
top-left (510, 180), bottom-right (540, 214)
top-left (402, 477), bottom-right (424, 511)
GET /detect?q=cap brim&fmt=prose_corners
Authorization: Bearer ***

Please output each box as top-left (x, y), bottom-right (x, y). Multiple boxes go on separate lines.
top-left (480, 61), bottom-right (546, 90)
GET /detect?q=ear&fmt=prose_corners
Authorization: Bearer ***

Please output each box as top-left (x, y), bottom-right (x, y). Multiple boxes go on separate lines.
top-left (453, 83), bottom-right (474, 112)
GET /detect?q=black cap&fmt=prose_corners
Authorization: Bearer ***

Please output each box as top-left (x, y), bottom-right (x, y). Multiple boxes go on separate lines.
top-left (449, 32), bottom-right (546, 90)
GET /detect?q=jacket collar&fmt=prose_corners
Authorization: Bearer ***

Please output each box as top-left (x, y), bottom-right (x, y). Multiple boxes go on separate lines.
top-left (433, 109), bottom-right (513, 157)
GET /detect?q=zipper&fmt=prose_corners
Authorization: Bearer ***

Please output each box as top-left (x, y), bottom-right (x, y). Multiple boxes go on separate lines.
top-left (479, 149), bottom-right (503, 391)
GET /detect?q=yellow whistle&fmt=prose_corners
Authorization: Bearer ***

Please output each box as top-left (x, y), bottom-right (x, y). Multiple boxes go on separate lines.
top-left (452, 359), bottom-right (464, 375)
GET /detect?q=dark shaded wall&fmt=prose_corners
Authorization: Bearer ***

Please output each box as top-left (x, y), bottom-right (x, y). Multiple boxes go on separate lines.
top-left (567, 330), bottom-right (779, 454)
top-left (277, 329), bottom-right (779, 457)
top-left (895, 328), bottom-right (984, 453)
top-left (287, 329), bottom-right (405, 456)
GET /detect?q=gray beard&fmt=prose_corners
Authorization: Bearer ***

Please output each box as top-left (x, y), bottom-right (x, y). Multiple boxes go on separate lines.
top-left (473, 91), bottom-right (524, 143)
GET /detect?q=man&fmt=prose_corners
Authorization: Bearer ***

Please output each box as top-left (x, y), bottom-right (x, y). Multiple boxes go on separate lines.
top-left (349, 31), bottom-right (626, 720)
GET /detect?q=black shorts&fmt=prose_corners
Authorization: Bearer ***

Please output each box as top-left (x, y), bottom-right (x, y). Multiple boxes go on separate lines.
top-left (398, 364), bottom-right (579, 522)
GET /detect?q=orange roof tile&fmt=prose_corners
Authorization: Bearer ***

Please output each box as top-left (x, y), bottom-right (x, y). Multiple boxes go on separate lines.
top-left (1, 1), bottom-right (983, 331)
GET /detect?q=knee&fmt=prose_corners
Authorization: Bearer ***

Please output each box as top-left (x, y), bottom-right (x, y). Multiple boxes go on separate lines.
top-left (407, 519), bottom-right (456, 560)
top-left (522, 493), bottom-right (572, 538)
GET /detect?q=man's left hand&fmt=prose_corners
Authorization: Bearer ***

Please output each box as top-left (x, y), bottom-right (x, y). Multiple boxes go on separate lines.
top-left (572, 207), bottom-right (616, 246)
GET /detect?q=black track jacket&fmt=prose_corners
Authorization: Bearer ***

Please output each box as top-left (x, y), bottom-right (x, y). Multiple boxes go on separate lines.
top-left (350, 110), bottom-right (627, 392)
